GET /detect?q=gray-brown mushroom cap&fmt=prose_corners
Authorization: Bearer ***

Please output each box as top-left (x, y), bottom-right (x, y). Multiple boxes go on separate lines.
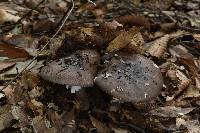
top-left (40, 50), bottom-right (100, 87)
top-left (94, 54), bottom-right (163, 103)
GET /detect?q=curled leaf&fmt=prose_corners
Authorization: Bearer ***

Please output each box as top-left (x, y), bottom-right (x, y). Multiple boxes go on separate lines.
top-left (147, 34), bottom-right (170, 58)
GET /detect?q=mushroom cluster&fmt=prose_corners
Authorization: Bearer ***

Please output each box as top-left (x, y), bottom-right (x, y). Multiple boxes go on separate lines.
top-left (40, 50), bottom-right (163, 103)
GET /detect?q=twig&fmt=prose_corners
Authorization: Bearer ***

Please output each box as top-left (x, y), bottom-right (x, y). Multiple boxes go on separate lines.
top-left (1, 0), bottom-right (74, 91)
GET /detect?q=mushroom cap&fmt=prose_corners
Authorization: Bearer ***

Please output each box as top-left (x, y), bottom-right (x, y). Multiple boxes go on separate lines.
top-left (40, 50), bottom-right (100, 87)
top-left (95, 54), bottom-right (163, 103)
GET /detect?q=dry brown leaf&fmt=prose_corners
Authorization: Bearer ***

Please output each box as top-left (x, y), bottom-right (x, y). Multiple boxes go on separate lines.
top-left (112, 128), bottom-right (129, 133)
top-left (2, 83), bottom-right (23, 106)
top-left (3, 34), bottom-right (38, 49)
top-left (176, 118), bottom-right (186, 129)
top-left (0, 61), bottom-right (15, 72)
top-left (166, 70), bottom-right (191, 101)
top-left (147, 34), bottom-right (170, 58)
top-left (32, 116), bottom-right (57, 133)
top-left (195, 77), bottom-right (200, 90)
top-left (144, 0), bottom-right (173, 10)
top-left (0, 9), bottom-right (20, 24)
top-left (177, 79), bottom-right (191, 92)
top-left (169, 45), bottom-right (200, 90)
top-left (0, 43), bottom-right (30, 59)
top-left (106, 28), bottom-right (140, 52)
top-left (11, 105), bottom-right (31, 127)
top-left (166, 69), bottom-right (177, 81)
top-left (147, 30), bottom-right (185, 58)
top-left (184, 85), bottom-right (200, 98)
top-left (185, 120), bottom-right (200, 133)
top-left (47, 108), bottom-right (76, 132)
top-left (21, 72), bottom-right (41, 90)
top-left (193, 34), bottom-right (200, 41)
top-left (2, 85), bottom-right (14, 104)
top-left (169, 45), bottom-right (193, 60)
top-left (194, 59), bottom-right (200, 68)
top-left (126, 31), bottom-right (145, 54)
top-left (150, 106), bottom-right (195, 117)
top-left (0, 105), bottom-right (13, 132)
top-left (0, 60), bottom-right (43, 81)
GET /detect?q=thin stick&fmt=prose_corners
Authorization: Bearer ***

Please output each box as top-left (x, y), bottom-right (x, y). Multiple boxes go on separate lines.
top-left (1, 0), bottom-right (74, 91)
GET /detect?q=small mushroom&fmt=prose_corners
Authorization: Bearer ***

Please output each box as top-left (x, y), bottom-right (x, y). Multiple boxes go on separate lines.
top-left (95, 54), bottom-right (163, 103)
top-left (40, 50), bottom-right (100, 87)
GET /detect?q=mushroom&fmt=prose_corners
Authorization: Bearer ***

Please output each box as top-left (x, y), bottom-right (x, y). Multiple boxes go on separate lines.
top-left (40, 49), bottom-right (100, 87)
top-left (95, 54), bottom-right (163, 103)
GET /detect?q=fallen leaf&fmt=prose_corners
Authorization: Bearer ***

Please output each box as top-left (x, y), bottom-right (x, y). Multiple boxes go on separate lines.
top-left (193, 34), bottom-right (200, 41)
top-left (11, 105), bottom-right (31, 126)
top-left (144, 0), bottom-right (173, 10)
top-left (47, 108), bottom-right (76, 133)
top-left (106, 27), bottom-right (140, 52)
top-left (2, 85), bottom-right (14, 104)
top-left (126, 31), bottom-right (145, 54)
top-left (0, 61), bottom-right (15, 72)
top-left (176, 118), bottom-right (186, 129)
top-left (150, 106), bottom-right (195, 117)
top-left (184, 85), bottom-right (200, 98)
top-left (169, 45), bottom-right (200, 78)
top-left (195, 77), bottom-right (200, 90)
top-left (187, 16), bottom-right (200, 28)
top-left (0, 105), bottom-right (13, 132)
top-left (147, 30), bottom-right (185, 58)
top-left (177, 79), bottom-right (191, 92)
top-left (147, 34), bottom-right (170, 58)
top-left (32, 116), bottom-right (57, 133)
top-left (0, 9), bottom-right (20, 24)
top-left (3, 34), bottom-right (38, 49)
top-left (0, 60), bottom-right (44, 81)
top-left (166, 69), bottom-right (177, 81)
top-left (112, 128), bottom-right (129, 133)
top-left (183, 119), bottom-right (200, 133)
top-left (0, 43), bottom-right (30, 59)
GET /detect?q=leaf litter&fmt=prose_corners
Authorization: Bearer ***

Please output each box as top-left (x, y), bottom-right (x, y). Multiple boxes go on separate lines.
top-left (0, 0), bottom-right (200, 133)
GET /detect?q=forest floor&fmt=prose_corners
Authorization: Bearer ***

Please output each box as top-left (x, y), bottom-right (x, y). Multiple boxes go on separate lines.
top-left (0, 0), bottom-right (200, 133)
